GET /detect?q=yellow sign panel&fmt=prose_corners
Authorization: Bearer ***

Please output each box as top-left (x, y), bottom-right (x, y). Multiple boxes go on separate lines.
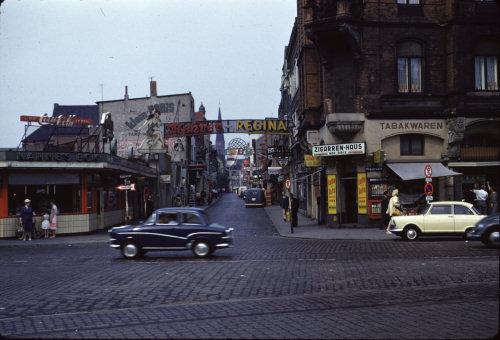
top-left (327, 175), bottom-right (337, 215)
top-left (357, 173), bottom-right (367, 214)
top-left (304, 155), bottom-right (321, 167)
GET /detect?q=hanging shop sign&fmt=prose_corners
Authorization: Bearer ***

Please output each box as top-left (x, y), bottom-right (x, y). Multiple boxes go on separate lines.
top-left (164, 119), bottom-right (291, 138)
top-left (160, 174), bottom-right (171, 183)
top-left (20, 114), bottom-right (93, 126)
top-left (327, 175), bottom-right (337, 215)
top-left (312, 143), bottom-right (366, 157)
top-left (306, 130), bottom-right (320, 145)
top-left (373, 150), bottom-right (385, 165)
top-left (357, 173), bottom-right (367, 214)
top-left (304, 155), bottom-right (321, 167)
top-left (267, 167), bottom-right (283, 175)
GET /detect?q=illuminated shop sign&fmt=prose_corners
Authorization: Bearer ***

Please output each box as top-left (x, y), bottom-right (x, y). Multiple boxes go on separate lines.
top-left (20, 114), bottom-right (93, 126)
top-left (312, 143), bottom-right (366, 157)
top-left (164, 119), bottom-right (291, 138)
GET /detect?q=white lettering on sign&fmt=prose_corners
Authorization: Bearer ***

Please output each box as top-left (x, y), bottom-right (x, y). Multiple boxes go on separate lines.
top-left (312, 143), bottom-right (366, 157)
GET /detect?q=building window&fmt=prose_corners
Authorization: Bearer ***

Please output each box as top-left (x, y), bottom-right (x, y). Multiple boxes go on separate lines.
top-left (475, 56), bottom-right (498, 91)
top-left (400, 135), bottom-right (424, 155)
top-left (397, 0), bottom-right (419, 4)
top-left (397, 41), bottom-right (423, 93)
top-left (474, 41), bottom-right (499, 91)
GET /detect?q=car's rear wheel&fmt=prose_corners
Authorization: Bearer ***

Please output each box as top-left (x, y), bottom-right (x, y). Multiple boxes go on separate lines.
top-left (402, 226), bottom-right (419, 241)
top-left (483, 227), bottom-right (500, 248)
top-left (192, 240), bottom-right (212, 258)
top-left (121, 240), bottom-right (141, 259)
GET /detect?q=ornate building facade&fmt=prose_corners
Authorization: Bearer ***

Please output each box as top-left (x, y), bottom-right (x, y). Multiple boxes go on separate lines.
top-left (279, 0), bottom-right (500, 227)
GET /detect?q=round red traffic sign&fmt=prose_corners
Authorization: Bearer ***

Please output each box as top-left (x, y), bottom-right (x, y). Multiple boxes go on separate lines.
top-left (424, 164), bottom-right (432, 178)
top-left (285, 178), bottom-right (291, 190)
top-left (424, 182), bottom-right (434, 196)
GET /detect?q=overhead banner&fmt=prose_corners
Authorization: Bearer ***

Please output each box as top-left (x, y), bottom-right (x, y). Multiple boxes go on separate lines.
top-left (164, 119), bottom-right (291, 138)
top-left (312, 143), bottom-right (366, 157)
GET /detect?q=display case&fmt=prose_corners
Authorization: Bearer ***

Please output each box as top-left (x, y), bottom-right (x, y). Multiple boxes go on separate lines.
top-left (370, 183), bottom-right (388, 197)
top-left (369, 199), bottom-right (382, 220)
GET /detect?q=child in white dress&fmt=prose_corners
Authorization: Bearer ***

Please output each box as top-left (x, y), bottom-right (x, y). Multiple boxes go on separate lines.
top-left (41, 209), bottom-right (51, 238)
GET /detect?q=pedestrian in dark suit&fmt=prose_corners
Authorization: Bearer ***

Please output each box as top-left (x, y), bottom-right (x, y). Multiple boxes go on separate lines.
top-left (280, 191), bottom-right (289, 221)
top-left (290, 193), bottom-right (299, 228)
top-left (380, 190), bottom-right (390, 230)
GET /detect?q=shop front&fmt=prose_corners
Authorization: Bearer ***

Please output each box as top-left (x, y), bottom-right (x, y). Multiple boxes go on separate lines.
top-left (0, 150), bottom-right (157, 238)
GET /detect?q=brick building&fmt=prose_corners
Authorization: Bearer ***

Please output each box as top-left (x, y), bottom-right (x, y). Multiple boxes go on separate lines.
top-left (279, 0), bottom-right (500, 227)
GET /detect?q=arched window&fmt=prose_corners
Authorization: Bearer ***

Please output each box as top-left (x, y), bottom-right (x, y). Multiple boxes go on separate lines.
top-left (400, 134), bottom-right (424, 155)
top-left (474, 41), bottom-right (499, 91)
top-left (397, 41), bottom-right (423, 93)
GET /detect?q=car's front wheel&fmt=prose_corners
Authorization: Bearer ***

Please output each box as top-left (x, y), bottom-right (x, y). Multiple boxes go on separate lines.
top-left (192, 240), bottom-right (212, 258)
top-left (482, 227), bottom-right (500, 248)
top-left (402, 226), bottom-right (420, 241)
top-left (121, 240), bottom-right (141, 259)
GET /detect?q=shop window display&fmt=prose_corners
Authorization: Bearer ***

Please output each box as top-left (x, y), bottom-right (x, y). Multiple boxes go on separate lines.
top-left (8, 184), bottom-right (81, 216)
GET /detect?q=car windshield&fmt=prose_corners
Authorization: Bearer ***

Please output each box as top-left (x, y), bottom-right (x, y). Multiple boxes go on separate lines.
top-left (421, 205), bottom-right (431, 215)
top-left (471, 206), bottom-right (481, 215)
top-left (201, 211), bottom-right (212, 224)
top-left (144, 213), bottom-right (156, 224)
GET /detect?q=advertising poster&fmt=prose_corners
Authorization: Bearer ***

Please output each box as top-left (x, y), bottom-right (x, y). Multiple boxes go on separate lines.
top-left (357, 173), bottom-right (367, 214)
top-left (327, 175), bottom-right (337, 215)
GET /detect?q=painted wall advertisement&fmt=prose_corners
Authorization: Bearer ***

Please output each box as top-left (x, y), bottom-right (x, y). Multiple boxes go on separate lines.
top-left (327, 175), bottom-right (337, 215)
top-left (357, 173), bottom-right (367, 214)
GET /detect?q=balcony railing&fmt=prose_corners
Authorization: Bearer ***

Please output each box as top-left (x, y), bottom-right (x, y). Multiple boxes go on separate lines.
top-left (460, 146), bottom-right (500, 161)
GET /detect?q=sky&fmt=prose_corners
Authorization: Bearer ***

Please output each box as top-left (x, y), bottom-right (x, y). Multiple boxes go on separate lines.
top-left (0, 0), bottom-right (297, 148)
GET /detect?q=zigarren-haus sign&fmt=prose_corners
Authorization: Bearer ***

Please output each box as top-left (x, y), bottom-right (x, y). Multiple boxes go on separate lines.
top-left (312, 143), bottom-right (366, 157)
top-left (164, 119), bottom-right (291, 138)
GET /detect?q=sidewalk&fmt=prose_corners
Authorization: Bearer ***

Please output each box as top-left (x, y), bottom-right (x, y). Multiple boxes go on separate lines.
top-left (0, 201), bottom-right (398, 247)
top-left (264, 204), bottom-right (398, 240)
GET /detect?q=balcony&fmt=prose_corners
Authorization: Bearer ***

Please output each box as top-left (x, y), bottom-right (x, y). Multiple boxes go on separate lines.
top-left (460, 146), bottom-right (500, 161)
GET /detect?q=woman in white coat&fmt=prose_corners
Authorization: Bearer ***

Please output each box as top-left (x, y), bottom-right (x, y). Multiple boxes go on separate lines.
top-left (386, 189), bottom-right (401, 234)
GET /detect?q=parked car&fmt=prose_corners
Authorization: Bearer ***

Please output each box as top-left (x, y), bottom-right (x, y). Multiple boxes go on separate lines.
top-left (389, 201), bottom-right (486, 241)
top-left (466, 213), bottom-right (500, 248)
top-left (237, 186), bottom-right (247, 198)
top-left (109, 207), bottom-right (234, 259)
top-left (245, 188), bottom-right (265, 208)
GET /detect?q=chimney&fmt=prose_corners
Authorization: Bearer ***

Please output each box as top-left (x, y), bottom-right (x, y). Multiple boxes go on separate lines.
top-left (124, 86), bottom-right (129, 100)
top-left (150, 81), bottom-right (157, 97)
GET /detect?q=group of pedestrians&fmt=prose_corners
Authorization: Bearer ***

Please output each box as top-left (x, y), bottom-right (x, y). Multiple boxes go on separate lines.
top-left (464, 181), bottom-right (498, 215)
top-left (18, 199), bottom-right (58, 241)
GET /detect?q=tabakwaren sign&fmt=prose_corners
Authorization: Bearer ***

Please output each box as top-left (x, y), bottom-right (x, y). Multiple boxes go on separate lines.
top-left (312, 143), bottom-right (366, 157)
top-left (164, 119), bottom-right (291, 138)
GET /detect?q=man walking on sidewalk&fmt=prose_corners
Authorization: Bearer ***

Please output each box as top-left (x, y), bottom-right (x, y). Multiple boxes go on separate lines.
top-left (290, 193), bottom-right (299, 229)
top-left (280, 191), bottom-right (289, 221)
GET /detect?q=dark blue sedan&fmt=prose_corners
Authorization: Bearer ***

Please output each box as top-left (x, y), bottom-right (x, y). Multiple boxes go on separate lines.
top-left (109, 207), bottom-right (234, 259)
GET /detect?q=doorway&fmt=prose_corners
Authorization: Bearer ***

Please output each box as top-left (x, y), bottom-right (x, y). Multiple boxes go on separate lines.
top-left (341, 176), bottom-right (358, 224)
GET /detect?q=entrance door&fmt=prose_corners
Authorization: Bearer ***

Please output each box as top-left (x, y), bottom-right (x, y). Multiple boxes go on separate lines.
top-left (342, 177), bottom-right (358, 224)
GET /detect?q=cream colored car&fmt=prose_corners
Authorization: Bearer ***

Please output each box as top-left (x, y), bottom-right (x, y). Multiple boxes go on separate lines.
top-left (389, 201), bottom-right (486, 241)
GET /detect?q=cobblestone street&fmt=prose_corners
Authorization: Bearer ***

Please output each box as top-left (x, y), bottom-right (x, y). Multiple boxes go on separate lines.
top-left (0, 194), bottom-right (498, 339)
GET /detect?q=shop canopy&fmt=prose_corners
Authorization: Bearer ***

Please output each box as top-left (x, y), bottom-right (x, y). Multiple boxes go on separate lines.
top-left (386, 162), bottom-right (461, 181)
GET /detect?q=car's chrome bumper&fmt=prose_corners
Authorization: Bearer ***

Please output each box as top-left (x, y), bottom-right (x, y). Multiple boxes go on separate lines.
top-left (466, 229), bottom-right (482, 241)
top-left (389, 225), bottom-right (403, 234)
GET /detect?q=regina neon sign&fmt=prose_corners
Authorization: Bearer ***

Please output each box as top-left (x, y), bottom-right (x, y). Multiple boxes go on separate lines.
top-left (164, 119), bottom-right (291, 138)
